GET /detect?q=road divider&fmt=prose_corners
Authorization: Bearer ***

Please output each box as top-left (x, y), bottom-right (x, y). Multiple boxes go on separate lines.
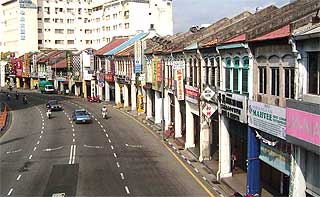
top-left (69, 145), bottom-right (76, 164)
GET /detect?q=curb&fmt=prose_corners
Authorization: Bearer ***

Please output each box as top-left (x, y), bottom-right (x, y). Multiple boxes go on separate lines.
top-left (0, 104), bottom-right (11, 137)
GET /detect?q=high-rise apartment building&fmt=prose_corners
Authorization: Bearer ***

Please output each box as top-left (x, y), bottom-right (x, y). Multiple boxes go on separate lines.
top-left (0, 0), bottom-right (173, 56)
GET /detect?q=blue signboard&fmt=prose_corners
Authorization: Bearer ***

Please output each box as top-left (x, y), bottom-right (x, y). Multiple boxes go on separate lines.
top-left (259, 143), bottom-right (290, 175)
top-left (135, 64), bottom-right (141, 73)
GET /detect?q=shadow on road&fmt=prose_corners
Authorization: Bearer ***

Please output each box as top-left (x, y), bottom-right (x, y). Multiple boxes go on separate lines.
top-left (0, 136), bottom-right (25, 145)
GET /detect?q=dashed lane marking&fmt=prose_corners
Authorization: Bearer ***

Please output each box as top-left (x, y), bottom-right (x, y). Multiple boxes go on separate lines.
top-left (111, 145), bottom-right (114, 150)
top-left (33, 147), bottom-right (37, 151)
top-left (37, 141), bottom-right (40, 145)
top-left (7, 188), bottom-right (13, 195)
top-left (16, 175), bottom-right (21, 180)
top-left (116, 162), bottom-right (120, 168)
top-left (113, 153), bottom-right (117, 158)
top-left (108, 139), bottom-right (111, 143)
top-left (105, 133), bottom-right (108, 137)
top-left (28, 155), bottom-right (32, 160)
top-left (125, 186), bottom-right (130, 194)
top-left (120, 173), bottom-right (124, 180)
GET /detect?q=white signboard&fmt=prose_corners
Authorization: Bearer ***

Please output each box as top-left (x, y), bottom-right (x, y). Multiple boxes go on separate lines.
top-left (202, 103), bottom-right (217, 118)
top-left (173, 61), bottom-right (185, 70)
top-left (248, 100), bottom-right (286, 140)
top-left (176, 68), bottom-right (184, 100)
top-left (202, 86), bottom-right (215, 101)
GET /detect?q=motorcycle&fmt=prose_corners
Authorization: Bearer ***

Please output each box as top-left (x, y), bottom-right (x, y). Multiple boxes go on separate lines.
top-left (87, 96), bottom-right (101, 103)
top-left (16, 93), bottom-right (19, 100)
top-left (102, 111), bottom-right (107, 119)
top-left (23, 96), bottom-right (28, 104)
top-left (46, 110), bottom-right (52, 119)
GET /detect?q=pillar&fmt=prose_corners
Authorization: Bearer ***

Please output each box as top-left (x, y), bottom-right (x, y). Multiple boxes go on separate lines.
top-left (146, 89), bottom-right (152, 119)
top-left (218, 115), bottom-right (232, 179)
top-left (185, 102), bottom-right (195, 148)
top-left (174, 96), bottom-right (182, 138)
top-left (115, 81), bottom-right (121, 105)
top-left (131, 84), bottom-right (137, 111)
top-left (164, 92), bottom-right (170, 130)
top-left (200, 117), bottom-right (210, 161)
top-left (105, 82), bottom-right (110, 101)
top-left (82, 80), bottom-right (87, 98)
top-left (154, 91), bottom-right (161, 124)
top-left (289, 146), bottom-right (306, 197)
top-left (247, 126), bottom-right (261, 195)
top-left (124, 85), bottom-right (129, 108)
top-left (16, 78), bottom-right (21, 88)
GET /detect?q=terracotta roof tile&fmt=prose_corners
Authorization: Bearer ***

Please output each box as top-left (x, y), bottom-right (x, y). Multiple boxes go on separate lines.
top-left (250, 25), bottom-right (290, 42)
top-left (115, 45), bottom-right (134, 57)
top-left (95, 38), bottom-right (128, 55)
top-left (224, 34), bottom-right (246, 43)
top-left (52, 58), bottom-right (66, 69)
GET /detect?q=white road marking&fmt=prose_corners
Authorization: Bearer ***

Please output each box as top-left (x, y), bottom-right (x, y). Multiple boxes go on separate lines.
top-left (72, 145), bottom-right (76, 164)
top-left (100, 125), bottom-right (103, 128)
top-left (108, 139), bottom-right (111, 143)
top-left (111, 145), bottom-right (114, 150)
top-left (69, 145), bottom-right (73, 164)
top-left (6, 149), bottom-right (22, 154)
top-left (173, 146), bottom-right (177, 150)
top-left (95, 118), bottom-right (97, 121)
top-left (72, 128), bottom-right (75, 132)
top-left (182, 155), bottom-right (186, 159)
top-left (7, 188), bottom-right (13, 195)
top-left (37, 140), bottom-right (40, 145)
top-left (42, 119), bottom-right (44, 122)
top-left (92, 115), bottom-right (95, 118)
top-left (187, 160), bottom-right (191, 165)
top-left (33, 147), bottom-right (37, 151)
top-left (42, 122), bottom-right (44, 126)
top-left (105, 133), bottom-right (108, 137)
top-left (116, 162), bottom-right (120, 168)
top-left (39, 135), bottom-right (42, 139)
top-left (113, 153), bottom-right (117, 158)
top-left (97, 121), bottom-right (100, 124)
top-left (202, 176), bottom-right (207, 181)
top-left (125, 186), bottom-right (130, 194)
top-left (120, 173), bottom-right (124, 180)
top-left (28, 155), bottom-right (32, 160)
top-left (73, 133), bottom-right (75, 137)
top-left (125, 143), bottom-right (128, 147)
top-left (103, 129), bottom-right (106, 132)
top-left (42, 126), bottom-right (44, 129)
top-left (73, 138), bottom-right (75, 143)
top-left (41, 131), bottom-right (43, 134)
top-left (84, 145), bottom-right (103, 149)
top-left (194, 168), bottom-right (199, 173)
top-left (71, 125), bottom-right (74, 128)
top-left (68, 118), bottom-right (71, 121)
top-left (43, 146), bottom-right (64, 152)
top-left (16, 175), bottom-right (22, 180)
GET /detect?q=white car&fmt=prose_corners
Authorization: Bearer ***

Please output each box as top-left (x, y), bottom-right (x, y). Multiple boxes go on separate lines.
top-left (44, 85), bottom-right (56, 94)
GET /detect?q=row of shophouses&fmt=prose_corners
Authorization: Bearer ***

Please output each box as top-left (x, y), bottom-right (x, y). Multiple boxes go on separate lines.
top-left (1, 1), bottom-right (319, 196)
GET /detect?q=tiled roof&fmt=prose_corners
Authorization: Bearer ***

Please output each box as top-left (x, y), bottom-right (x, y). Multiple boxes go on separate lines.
top-left (115, 45), bottom-right (134, 57)
top-left (38, 51), bottom-right (64, 62)
top-left (224, 34), bottom-right (246, 44)
top-left (250, 25), bottom-right (290, 42)
top-left (52, 58), bottom-right (66, 69)
top-left (95, 38), bottom-right (128, 55)
top-left (105, 32), bottom-right (147, 56)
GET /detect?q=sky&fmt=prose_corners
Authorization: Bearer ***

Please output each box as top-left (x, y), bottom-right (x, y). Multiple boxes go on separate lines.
top-left (173, 0), bottom-right (290, 33)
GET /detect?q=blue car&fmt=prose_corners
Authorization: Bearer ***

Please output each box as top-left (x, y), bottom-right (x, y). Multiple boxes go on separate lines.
top-left (72, 109), bottom-right (91, 124)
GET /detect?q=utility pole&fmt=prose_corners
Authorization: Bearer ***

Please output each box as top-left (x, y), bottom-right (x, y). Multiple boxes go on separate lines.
top-left (161, 59), bottom-right (165, 141)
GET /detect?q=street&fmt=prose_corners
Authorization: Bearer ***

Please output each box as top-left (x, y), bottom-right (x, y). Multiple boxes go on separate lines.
top-left (0, 91), bottom-right (214, 196)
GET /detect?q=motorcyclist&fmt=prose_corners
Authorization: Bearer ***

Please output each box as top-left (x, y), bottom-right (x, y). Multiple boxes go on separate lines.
top-left (46, 108), bottom-right (52, 119)
top-left (7, 93), bottom-right (11, 100)
top-left (22, 95), bottom-right (27, 104)
top-left (101, 105), bottom-right (107, 118)
top-left (15, 91), bottom-right (19, 100)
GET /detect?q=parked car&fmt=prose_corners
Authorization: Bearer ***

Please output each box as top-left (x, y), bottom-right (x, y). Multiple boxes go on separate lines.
top-left (72, 109), bottom-right (91, 124)
top-left (46, 100), bottom-right (63, 111)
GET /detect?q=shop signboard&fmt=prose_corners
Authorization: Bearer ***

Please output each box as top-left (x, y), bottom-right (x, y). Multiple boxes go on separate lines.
top-left (202, 86), bottom-right (215, 101)
top-left (219, 91), bottom-right (247, 123)
top-left (173, 61), bottom-right (185, 70)
top-left (259, 143), bottom-right (290, 175)
top-left (152, 58), bottom-right (160, 91)
top-left (66, 51), bottom-right (72, 72)
top-left (137, 94), bottom-right (144, 113)
top-left (104, 73), bottom-right (114, 82)
top-left (16, 59), bottom-right (23, 77)
top-left (134, 40), bottom-right (142, 73)
top-left (202, 103), bottom-right (217, 118)
top-left (185, 85), bottom-right (198, 105)
top-left (176, 68), bottom-right (184, 100)
top-left (248, 100), bottom-right (286, 140)
top-left (57, 77), bottom-right (67, 82)
top-left (286, 107), bottom-right (320, 146)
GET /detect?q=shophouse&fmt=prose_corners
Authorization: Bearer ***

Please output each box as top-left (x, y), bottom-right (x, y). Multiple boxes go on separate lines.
top-left (79, 49), bottom-right (95, 98)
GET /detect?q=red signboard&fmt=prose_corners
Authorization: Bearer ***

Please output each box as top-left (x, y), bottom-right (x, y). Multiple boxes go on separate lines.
top-left (156, 61), bottom-right (162, 82)
top-left (15, 59), bottom-right (23, 77)
top-left (104, 73), bottom-right (114, 82)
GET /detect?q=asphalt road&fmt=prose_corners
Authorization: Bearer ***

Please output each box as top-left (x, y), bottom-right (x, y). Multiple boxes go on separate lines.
top-left (0, 90), bottom-right (215, 196)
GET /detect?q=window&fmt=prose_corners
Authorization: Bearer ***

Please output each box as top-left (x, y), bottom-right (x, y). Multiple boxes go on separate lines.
top-left (225, 58), bottom-right (231, 90)
top-left (242, 57), bottom-right (249, 94)
top-left (308, 52), bottom-right (320, 95)
top-left (55, 40), bottom-right (64, 44)
top-left (113, 25), bottom-right (117, 30)
top-left (38, 29), bottom-right (42, 33)
top-left (259, 67), bottom-right (267, 94)
top-left (113, 13), bottom-right (117, 19)
top-left (67, 40), bottom-right (74, 44)
top-left (284, 68), bottom-right (295, 98)
top-left (38, 18), bottom-right (42, 22)
top-left (67, 19), bottom-right (74, 24)
top-left (124, 10), bottom-right (129, 18)
top-left (55, 29), bottom-right (64, 34)
top-left (233, 57), bottom-right (239, 92)
top-left (38, 40), bottom-right (42, 44)
top-left (67, 29), bottom-right (74, 34)
top-left (189, 59), bottom-right (193, 86)
top-left (271, 67), bottom-right (280, 96)
top-left (44, 18), bottom-right (50, 23)
top-left (125, 23), bottom-right (129, 29)
top-left (106, 15), bottom-right (110, 20)
top-left (44, 7), bottom-right (50, 14)
top-left (193, 59), bottom-right (197, 86)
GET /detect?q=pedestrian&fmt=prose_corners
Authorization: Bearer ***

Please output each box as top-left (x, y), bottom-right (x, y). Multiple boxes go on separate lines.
top-left (232, 147), bottom-right (238, 171)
